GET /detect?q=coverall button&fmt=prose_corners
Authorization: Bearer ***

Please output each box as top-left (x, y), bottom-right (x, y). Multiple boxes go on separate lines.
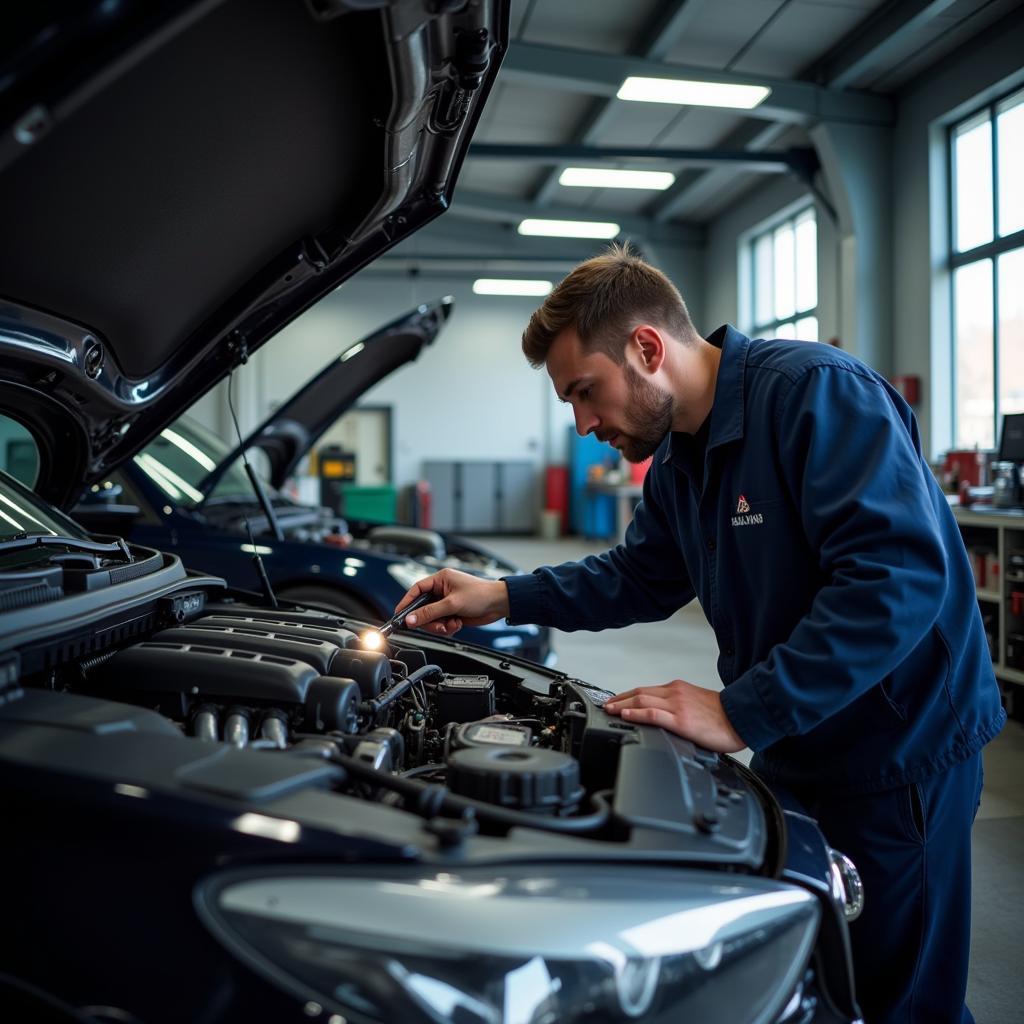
top-left (707, 538), bottom-right (716, 552)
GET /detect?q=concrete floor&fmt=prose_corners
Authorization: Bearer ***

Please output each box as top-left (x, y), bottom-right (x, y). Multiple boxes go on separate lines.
top-left (474, 534), bottom-right (1024, 1024)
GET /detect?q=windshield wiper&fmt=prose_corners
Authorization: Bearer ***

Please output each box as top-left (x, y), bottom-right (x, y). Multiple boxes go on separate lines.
top-left (0, 533), bottom-right (133, 563)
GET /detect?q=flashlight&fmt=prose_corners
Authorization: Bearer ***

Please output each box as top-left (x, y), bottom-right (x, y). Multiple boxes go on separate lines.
top-left (361, 591), bottom-right (438, 649)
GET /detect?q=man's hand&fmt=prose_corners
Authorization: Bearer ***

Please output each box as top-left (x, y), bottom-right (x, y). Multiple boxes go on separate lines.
top-left (603, 680), bottom-right (747, 753)
top-left (393, 568), bottom-right (510, 637)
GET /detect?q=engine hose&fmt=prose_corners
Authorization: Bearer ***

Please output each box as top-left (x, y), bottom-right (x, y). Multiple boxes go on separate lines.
top-left (401, 762), bottom-right (446, 779)
top-left (332, 750), bottom-right (612, 835)
top-left (359, 664), bottom-right (443, 720)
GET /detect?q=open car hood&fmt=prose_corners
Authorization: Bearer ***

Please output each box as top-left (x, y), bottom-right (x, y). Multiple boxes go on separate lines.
top-left (0, 0), bottom-right (507, 509)
top-left (203, 296), bottom-right (452, 495)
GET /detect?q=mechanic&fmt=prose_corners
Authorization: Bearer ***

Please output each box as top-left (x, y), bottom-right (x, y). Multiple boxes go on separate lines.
top-left (393, 244), bottom-right (1005, 1024)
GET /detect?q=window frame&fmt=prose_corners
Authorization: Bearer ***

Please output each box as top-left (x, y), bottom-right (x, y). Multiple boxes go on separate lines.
top-left (948, 84), bottom-right (1024, 449)
top-left (745, 201), bottom-right (815, 342)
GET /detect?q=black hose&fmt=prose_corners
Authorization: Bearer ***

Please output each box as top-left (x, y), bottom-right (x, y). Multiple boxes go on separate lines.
top-left (359, 664), bottom-right (443, 719)
top-left (332, 749), bottom-right (612, 835)
top-left (401, 762), bottom-right (446, 779)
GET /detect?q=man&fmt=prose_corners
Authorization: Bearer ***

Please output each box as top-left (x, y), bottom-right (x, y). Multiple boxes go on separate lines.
top-left (394, 244), bottom-right (1005, 1023)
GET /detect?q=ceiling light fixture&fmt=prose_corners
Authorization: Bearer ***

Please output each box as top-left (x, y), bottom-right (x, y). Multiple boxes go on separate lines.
top-left (559, 168), bottom-right (675, 190)
top-left (517, 219), bottom-right (621, 239)
top-left (473, 278), bottom-right (553, 296)
top-left (617, 76), bottom-right (771, 110)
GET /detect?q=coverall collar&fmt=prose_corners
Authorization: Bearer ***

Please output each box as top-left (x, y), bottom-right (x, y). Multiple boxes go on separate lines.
top-left (662, 324), bottom-right (751, 465)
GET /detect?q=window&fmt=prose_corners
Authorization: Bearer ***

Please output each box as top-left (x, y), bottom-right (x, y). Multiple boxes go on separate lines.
top-left (0, 414), bottom-right (39, 488)
top-left (950, 86), bottom-right (1024, 450)
top-left (749, 207), bottom-right (818, 341)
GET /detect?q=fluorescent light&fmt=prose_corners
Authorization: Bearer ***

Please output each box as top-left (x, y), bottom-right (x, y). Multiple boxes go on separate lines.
top-left (559, 168), bottom-right (675, 190)
top-left (160, 427), bottom-right (217, 472)
top-left (617, 76), bottom-right (771, 110)
top-left (473, 278), bottom-right (553, 296)
top-left (518, 219), bottom-right (620, 239)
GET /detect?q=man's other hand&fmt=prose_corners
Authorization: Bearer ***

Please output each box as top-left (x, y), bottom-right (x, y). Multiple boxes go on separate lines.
top-left (604, 680), bottom-right (746, 753)
top-left (393, 568), bottom-right (510, 637)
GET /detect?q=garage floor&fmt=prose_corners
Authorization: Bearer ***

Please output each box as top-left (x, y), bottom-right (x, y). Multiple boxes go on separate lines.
top-left (476, 535), bottom-right (1024, 1024)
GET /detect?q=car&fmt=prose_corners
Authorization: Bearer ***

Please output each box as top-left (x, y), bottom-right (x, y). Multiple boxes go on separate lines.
top-left (0, 2), bottom-right (863, 1022)
top-left (70, 296), bottom-right (555, 666)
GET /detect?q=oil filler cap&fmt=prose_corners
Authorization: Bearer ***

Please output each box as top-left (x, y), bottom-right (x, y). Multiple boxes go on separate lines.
top-left (446, 746), bottom-right (583, 816)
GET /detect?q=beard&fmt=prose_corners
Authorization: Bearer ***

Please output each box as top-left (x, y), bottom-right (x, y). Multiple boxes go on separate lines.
top-left (617, 362), bottom-right (674, 462)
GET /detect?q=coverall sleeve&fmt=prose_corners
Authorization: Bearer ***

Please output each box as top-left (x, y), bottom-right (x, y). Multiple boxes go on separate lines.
top-left (719, 366), bottom-right (949, 751)
top-left (504, 466), bottom-right (696, 631)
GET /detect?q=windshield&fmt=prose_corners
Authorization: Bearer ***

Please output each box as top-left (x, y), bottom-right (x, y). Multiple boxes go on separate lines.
top-left (133, 417), bottom-right (274, 510)
top-left (0, 467), bottom-right (90, 541)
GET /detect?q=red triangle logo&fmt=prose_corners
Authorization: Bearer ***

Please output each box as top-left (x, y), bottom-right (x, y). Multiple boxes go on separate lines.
top-left (736, 495), bottom-right (750, 514)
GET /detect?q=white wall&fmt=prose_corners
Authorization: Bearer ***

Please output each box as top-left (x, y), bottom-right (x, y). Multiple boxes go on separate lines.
top-left (892, 7), bottom-right (1024, 458)
top-left (704, 175), bottom-right (840, 346)
top-left (194, 242), bottom-right (706, 495)
top-left (701, 6), bottom-right (1024, 459)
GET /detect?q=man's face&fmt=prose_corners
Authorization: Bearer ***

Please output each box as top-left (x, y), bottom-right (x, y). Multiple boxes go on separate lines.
top-left (547, 326), bottom-right (674, 463)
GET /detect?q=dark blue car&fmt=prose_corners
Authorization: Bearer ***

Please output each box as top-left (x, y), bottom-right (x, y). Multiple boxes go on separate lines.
top-left (74, 298), bottom-right (553, 667)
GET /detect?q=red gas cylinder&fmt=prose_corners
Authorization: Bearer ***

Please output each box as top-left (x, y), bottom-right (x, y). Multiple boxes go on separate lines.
top-left (630, 457), bottom-right (652, 484)
top-left (544, 466), bottom-right (570, 534)
top-left (415, 480), bottom-right (432, 529)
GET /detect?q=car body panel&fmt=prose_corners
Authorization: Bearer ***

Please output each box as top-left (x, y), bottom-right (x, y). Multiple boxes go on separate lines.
top-left (0, 0), bottom-right (506, 506)
top-left (214, 297), bottom-right (454, 492)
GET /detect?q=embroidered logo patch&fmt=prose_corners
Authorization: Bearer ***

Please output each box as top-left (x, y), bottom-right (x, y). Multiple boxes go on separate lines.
top-left (731, 494), bottom-right (764, 527)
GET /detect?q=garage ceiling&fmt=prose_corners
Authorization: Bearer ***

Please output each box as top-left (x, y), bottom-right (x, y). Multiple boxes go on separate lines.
top-left (385, 0), bottom-right (1020, 270)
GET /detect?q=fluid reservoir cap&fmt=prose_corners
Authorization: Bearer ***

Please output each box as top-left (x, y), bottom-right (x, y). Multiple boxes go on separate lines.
top-left (446, 746), bottom-right (583, 816)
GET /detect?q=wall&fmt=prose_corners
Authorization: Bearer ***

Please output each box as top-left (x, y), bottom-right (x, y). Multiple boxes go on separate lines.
top-left (704, 175), bottom-right (840, 345)
top-left (702, 5), bottom-right (1024, 459)
top-left (891, 6), bottom-right (1024, 458)
top-left (198, 243), bottom-right (705, 496)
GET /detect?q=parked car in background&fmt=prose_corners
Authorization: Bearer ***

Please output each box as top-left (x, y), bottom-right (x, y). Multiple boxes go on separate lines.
top-left (0, 2), bottom-right (862, 1022)
top-left (72, 298), bottom-right (554, 666)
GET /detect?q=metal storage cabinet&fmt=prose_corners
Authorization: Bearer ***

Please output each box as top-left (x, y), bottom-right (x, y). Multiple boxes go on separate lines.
top-left (499, 462), bottom-right (537, 532)
top-left (425, 461), bottom-right (457, 532)
top-left (423, 461), bottom-right (537, 533)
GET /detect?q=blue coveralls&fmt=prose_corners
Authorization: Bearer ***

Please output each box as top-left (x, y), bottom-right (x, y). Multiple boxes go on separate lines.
top-left (505, 325), bottom-right (1006, 1023)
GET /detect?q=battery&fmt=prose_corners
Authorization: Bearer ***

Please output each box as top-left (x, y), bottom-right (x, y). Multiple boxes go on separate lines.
top-left (435, 675), bottom-right (495, 725)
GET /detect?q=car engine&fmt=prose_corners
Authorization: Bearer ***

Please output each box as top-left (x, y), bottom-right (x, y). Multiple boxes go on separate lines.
top-left (50, 590), bottom-right (768, 861)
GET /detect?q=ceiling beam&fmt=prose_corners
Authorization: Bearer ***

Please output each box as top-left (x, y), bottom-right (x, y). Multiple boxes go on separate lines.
top-left (468, 142), bottom-right (815, 175)
top-left (649, 122), bottom-right (791, 223)
top-left (502, 42), bottom-right (894, 127)
top-left (530, 0), bottom-right (714, 205)
top-left (444, 189), bottom-right (706, 246)
top-left (448, 189), bottom-right (651, 238)
top-left (814, 0), bottom-right (959, 90)
top-left (386, 215), bottom-right (617, 263)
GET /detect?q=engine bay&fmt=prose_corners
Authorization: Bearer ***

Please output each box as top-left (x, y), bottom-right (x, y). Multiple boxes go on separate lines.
top-left (24, 587), bottom-right (765, 863)
top-left (0, 555), bottom-right (770, 869)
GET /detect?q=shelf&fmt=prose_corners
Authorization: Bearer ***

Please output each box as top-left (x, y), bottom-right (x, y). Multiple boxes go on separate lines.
top-left (976, 589), bottom-right (1001, 602)
top-left (998, 665), bottom-right (1024, 686)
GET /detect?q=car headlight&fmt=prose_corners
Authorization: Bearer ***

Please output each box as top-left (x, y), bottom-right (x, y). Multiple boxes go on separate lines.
top-left (196, 866), bottom-right (819, 1024)
top-left (386, 560), bottom-right (433, 592)
top-left (827, 847), bottom-right (864, 921)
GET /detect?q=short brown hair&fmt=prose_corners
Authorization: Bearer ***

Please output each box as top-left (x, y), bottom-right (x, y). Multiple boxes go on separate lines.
top-left (521, 242), bottom-right (694, 368)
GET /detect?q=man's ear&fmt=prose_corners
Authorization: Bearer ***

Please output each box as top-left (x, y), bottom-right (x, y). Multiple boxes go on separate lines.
top-left (632, 325), bottom-right (666, 373)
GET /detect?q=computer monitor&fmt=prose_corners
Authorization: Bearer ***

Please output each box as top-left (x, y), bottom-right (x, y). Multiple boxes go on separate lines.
top-left (998, 413), bottom-right (1024, 462)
